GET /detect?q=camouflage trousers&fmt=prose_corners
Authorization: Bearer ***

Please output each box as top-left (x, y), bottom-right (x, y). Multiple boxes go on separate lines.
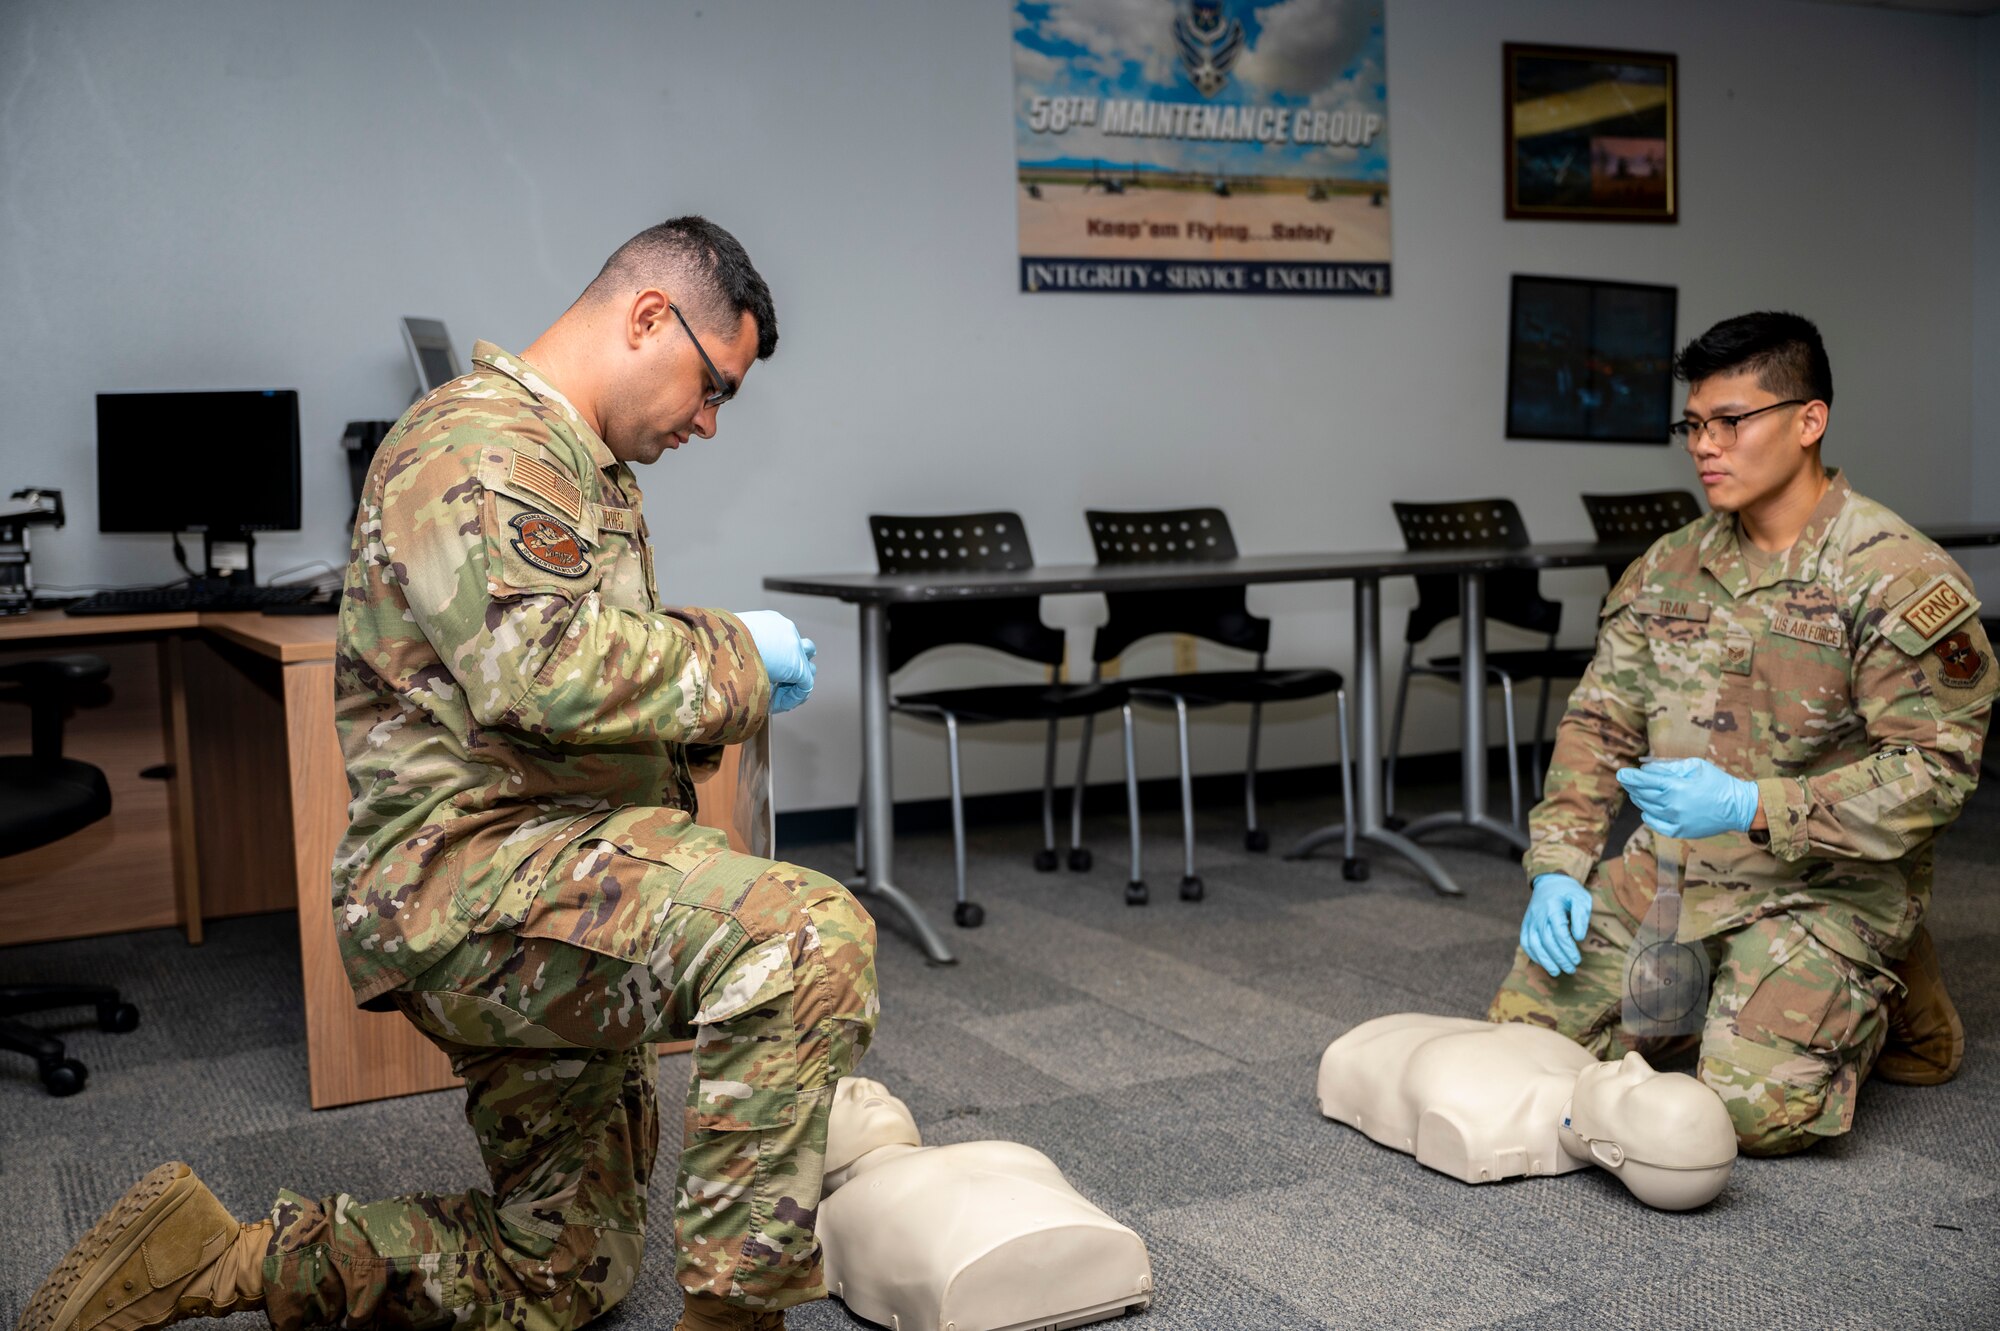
top-left (1489, 856), bottom-right (1896, 1157)
top-left (264, 809), bottom-right (878, 1330)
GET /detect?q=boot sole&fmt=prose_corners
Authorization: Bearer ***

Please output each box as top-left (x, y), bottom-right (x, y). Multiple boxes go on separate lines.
top-left (15, 1163), bottom-right (198, 1331)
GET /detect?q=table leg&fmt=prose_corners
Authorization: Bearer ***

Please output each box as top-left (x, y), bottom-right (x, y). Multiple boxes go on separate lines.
top-left (1400, 571), bottom-right (1530, 854)
top-left (1288, 575), bottom-right (1463, 895)
top-left (853, 601), bottom-right (956, 964)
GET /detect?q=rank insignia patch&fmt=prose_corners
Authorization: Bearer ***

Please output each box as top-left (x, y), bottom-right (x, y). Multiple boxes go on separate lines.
top-left (509, 512), bottom-right (591, 579)
top-left (1930, 630), bottom-right (1989, 689)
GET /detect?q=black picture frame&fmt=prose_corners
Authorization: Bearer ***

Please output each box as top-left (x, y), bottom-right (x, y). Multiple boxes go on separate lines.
top-left (1504, 43), bottom-right (1677, 223)
top-left (1506, 274), bottom-right (1677, 445)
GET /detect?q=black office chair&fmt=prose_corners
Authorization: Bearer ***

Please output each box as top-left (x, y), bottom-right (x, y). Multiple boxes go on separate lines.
top-left (1070, 508), bottom-right (1361, 900)
top-left (1385, 499), bottom-right (1595, 828)
top-left (858, 513), bottom-right (1147, 921)
top-left (1581, 490), bottom-right (1704, 586)
top-left (0, 654), bottom-right (139, 1096)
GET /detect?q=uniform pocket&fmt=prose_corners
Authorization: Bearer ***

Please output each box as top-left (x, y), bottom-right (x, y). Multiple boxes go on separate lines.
top-left (690, 932), bottom-right (801, 1132)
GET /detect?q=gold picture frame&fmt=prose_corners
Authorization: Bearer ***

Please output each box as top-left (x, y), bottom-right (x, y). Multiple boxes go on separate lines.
top-left (1504, 43), bottom-right (1677, 223)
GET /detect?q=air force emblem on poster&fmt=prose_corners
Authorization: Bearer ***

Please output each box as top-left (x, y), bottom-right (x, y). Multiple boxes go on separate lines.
top-left (509, 511), bottom-right (591, 579)
top-left (1174, 1), bottom-right (1244, 98)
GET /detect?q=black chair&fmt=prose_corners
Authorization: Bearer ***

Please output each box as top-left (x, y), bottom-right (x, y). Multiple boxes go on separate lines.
top-left (1069, 508), bottom-right (1361, 900)
top-left (859, 513), bottom-right (1146, 921)
top-left (0, 654), bottom-right (139, 1096)
top-left (1385, 499), bottom-right (1595, 828)
top-left (1581, 490), bottom-right (1704, 586)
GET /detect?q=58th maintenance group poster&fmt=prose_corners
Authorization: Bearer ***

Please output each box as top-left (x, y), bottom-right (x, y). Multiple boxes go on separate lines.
top-left (1014, 1), bottom-right (1390, 296)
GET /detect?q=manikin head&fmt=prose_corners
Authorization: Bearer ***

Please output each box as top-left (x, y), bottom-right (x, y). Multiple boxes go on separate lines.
top-left (1560, 1052), bottom-right (1737, 1210)
top-left (827, 1077), bottom-right (924, 1180)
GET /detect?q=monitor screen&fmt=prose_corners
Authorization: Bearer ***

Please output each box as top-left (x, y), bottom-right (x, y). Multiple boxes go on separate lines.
top-left (1505, 274), bottom-right (1677, 445)
top-left (96, 390), bottom-right (302, 533)
top-left (401, 317), bottom-right (462, 392)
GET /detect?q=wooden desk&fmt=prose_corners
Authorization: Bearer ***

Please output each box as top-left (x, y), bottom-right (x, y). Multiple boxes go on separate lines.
top-left (0, 610), bottom-right (764, 1108)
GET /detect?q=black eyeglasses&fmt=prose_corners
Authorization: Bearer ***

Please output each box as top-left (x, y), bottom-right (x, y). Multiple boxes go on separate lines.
top-left (668, 302), bottom-right (737, 409)
top-left (1668, 399), bottom-right (1806, 449)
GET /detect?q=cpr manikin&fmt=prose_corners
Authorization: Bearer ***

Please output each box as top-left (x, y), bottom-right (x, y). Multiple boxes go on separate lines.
top-left (818, 1077), bottom-right (1153, 1331)
top-left (1317, 1014), bottom-right (1736, 1211)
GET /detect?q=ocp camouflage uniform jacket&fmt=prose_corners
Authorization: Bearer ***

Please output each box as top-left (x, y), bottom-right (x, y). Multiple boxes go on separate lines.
top-left (332, 341), bottom-right (771, 1004)
top-left (1525, 469), bottom-right (1995, 968)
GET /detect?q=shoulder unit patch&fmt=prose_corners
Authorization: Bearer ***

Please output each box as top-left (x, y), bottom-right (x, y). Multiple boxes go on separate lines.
top-left (1895, 575), bottom-right (1977, 647)
top-left (509, 512), bottom-right (592, 579)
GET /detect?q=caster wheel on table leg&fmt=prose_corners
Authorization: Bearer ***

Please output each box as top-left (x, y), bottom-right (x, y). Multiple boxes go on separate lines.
top-left (953, 901), bottom-right (985, 929)
top-left (1179, 875), bottom-right (1205, 902)
top-left (1342, 858), bottom-right (1370, 882)
top-left (1244, 829), bottom-right (1270, 853)
top-left (1124, 881), bottom-right (1149, 906)
top-left (1033, 848), bottom-right (1059, 873)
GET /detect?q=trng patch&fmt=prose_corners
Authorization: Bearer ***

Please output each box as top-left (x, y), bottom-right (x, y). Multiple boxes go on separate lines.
top-left (1899, 576), bottom-right (1974, 645)
top-left (509, 512), bottom-right (591, 579)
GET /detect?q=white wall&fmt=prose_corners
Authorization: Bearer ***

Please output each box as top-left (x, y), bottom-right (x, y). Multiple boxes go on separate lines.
top-left (0, 0), bottom-right (1985, 815)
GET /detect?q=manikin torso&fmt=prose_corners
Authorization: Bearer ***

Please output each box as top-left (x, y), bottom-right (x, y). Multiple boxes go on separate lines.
top-left (818, 1079), bottom-right (1153, 1331)
top-left (1317, 1014), bottom-right (1736, 1210)
top-left (1318, 1013), bottom-right (1595, 1183)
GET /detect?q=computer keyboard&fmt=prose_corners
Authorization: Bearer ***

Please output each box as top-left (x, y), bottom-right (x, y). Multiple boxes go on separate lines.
top-left (63, 583), bottom-right (320, 616)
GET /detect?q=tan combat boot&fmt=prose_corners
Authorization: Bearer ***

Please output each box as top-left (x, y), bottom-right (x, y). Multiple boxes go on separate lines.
top-left (15, 1163), bottom-right (269, 1331)
top-left (674, 1291), bottom-right (787, 1331)
top-left (1875, 926), bottom-right (1964, 1086)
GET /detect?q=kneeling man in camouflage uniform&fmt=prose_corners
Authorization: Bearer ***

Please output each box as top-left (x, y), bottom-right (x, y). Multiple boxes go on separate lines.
top-left (1492, 311), bottom-right (1991, 1155)
top-left (20, 217), bottom-right (876, 1331)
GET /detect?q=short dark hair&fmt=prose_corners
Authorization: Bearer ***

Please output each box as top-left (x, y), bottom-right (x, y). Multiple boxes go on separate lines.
top-left (1672, 310), bottom-right (1831, 406)
top-left (585, 215), bottom-right (778, 360)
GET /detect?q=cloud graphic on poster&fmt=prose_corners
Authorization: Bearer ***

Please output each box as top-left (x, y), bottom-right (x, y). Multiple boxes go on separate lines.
top-left (1236, 0), bottom-right (1373, 96)
top-left (1015, 45), bottom-right (1068, 83)
top-left (1034, 0), bottom-right (1180, 86)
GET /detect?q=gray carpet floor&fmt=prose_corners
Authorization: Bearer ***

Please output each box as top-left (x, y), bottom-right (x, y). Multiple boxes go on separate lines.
top-left (4, 776), bottom-right (1998, 1330)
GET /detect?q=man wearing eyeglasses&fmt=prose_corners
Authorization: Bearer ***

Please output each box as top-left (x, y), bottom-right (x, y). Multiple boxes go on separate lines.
top-left (20, 219), bottom-right (874, 1331)
top-left (1491, 310), bottom-right (1992, 1158)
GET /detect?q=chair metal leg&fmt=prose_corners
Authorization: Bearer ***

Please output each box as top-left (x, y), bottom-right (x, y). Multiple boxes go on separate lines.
top-left (1121, 703), bottom-right (1147, 905)
top-left (1173, 697), bottom-right (1202, 900)
top-left (852, 767), bottom-right (866, 880)
top-left (1489, 668), bottom-right (1522, 829)
top-left (1067, 663), bottom-right (1102, 870)
top-left (1531, 673), bottom-right (1554, 798)
top-left (1385, 640), bottom-right (1416, 822)
top-left (1035, 718), bottom-right (1060, 872)
top-left (944, 714), bottom-right (981, 928)
top-left (1243, 698), bottom-right (1268, 851)
top-left (1336, 687), bottom-right (1365, 880)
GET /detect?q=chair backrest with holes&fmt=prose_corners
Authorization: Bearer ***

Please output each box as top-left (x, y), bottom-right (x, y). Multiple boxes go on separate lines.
top-left (1084, 508), bottom-right (1268, 663)
top-left (868, 512), bottom-right (1065, 673)
top-left (1392, 498), bottom-right (1561, 644)
top-left (1580, 490), bottom-right (1704, 584)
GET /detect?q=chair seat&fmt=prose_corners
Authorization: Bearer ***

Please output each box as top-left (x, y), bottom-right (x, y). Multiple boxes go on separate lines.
top-left (1418, 648), bottom-right (1594, 681)
top-left (1126, 667), bottom-right (1343, 707)
top-left (894, 679), bottom-right (1130, 724)
top-left (0, 756), bottom-right (112, 858)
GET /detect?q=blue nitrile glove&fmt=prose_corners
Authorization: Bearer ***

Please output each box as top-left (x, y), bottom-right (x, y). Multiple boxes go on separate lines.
top-left (1615, 757), bottom-right (1758, 840)
top-left (1522, 873), bottom-right (1593, 978)
top-left (737, 610), bottom-right (817, 714)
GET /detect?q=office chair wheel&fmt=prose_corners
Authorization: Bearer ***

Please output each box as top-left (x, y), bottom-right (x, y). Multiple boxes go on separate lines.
top-left (1067, 847), bottom-right (1093, 872)
top-left (953, 901), bottom-right (985, 929)
top-left (1179, 875), bottom-right (1205, 902)
top-left (1033, 848), bottom-right (1060, 873)
top-left (97, 1001), bottom-right (140, 1033)
top-left (40, 1056), bottom-right (87, 1097)
top-left (1244, 828), bottom-right (1270, 853)
top-left (1124, 880), bottom-right (1149, 906)
top-left (1342, 857), bottom-right (1370, 882)
top-left (1382, 814), bottom-right (1407, 832)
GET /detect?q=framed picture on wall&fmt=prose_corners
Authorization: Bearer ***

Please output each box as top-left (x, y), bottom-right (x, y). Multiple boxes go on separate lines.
top-left (1506, 274), bottom-right (1677, 444)
top-left (1504, 43), bottom-right (1677, 222)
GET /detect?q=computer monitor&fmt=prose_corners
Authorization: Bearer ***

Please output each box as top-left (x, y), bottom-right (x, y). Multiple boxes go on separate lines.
top-left (401, 317), bottom-right (463, 393)
top-left (96, 389), bottom-right (302, 544)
